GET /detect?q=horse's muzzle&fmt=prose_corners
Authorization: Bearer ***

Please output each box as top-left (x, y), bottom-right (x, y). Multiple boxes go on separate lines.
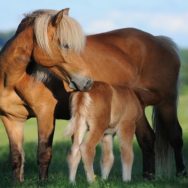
top-left (69, 74), bottom-right (93, 91)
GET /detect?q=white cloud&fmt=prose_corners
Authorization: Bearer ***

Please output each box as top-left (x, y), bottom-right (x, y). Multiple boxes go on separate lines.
top-left (150, 13), bottom-right (188, 34)
top-left (86, 20), bottom-right (116, 34)
top-left (84, 10), bottom-right (188, 47)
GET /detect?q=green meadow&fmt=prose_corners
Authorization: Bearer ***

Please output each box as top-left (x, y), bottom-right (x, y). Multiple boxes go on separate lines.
top-left (0, 89), bottom-right (188, 187)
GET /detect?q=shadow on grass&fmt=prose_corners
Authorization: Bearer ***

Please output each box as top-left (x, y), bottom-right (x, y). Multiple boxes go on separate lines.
top-left (0, 139), bottom-right (187, 187)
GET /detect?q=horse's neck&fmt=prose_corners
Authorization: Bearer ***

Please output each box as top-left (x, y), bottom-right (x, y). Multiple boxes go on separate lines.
top-left (0, 52), bottom-right (28, 89)
top-left (0, 29), bottom-right (33, 88)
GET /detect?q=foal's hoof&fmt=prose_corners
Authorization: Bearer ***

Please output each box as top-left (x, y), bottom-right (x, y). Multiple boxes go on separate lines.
top-left (13, 173), bottom-right (24, 183)
top-left (69, 180), bottom-right (76, 185)
top-left (176, 169), bottom-right (187, 177)
top-left (143, 172), bottom-right (155, 180)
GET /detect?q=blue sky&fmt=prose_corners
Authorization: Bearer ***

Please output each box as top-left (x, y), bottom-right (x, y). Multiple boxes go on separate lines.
top-left (0, 0), bottom-right (188, 47)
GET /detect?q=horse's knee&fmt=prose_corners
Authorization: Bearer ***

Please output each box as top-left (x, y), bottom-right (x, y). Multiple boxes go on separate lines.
top-left (137, 132), bottom-right (155, 154)
top-left (80, 143), bottom-right (87, 157)
top-left (144, 134), bottom-right (155, 151)
top-left (168, 124), bottom-right (183, 149)
top-left (136, 123), bottom-right (155, 152)
top-left (67, 144), bottom-right (80, 164)
top-left (101, 152), bottom-right (114, 166)
top-left (169, 133), bottom-right (183, 151)
top-left (37, 141), bottom-right (52, 180)
top-left (38, 142), bottom-right (52, 165)
top-left (80, 143), bottom-right (95, 162)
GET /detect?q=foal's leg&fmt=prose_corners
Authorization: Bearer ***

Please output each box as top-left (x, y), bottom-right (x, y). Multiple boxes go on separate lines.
top-left (80, 123), bottom-right (106, 183)
top-left (2, 116), bottom-right (25, 182)
top-left (135, 113), bottom-right (155, 179)
top-left (100, 134), bottom-right (114, 180)
top-left (67, 118), bottom-right (87, 183)
top-left (117, 120), bottom-right (136, 182)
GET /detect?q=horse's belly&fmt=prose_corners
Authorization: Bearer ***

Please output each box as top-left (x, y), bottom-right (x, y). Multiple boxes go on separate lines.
top-left (135, 87), bottom-right (161, 106)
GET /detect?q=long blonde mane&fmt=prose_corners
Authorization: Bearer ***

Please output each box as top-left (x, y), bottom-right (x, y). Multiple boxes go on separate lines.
top-left (25, 9), bottom-right (86, 55)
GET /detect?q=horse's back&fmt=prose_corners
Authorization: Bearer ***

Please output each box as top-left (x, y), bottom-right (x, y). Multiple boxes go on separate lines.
top-left (89, 28), bottom-right (180, 103)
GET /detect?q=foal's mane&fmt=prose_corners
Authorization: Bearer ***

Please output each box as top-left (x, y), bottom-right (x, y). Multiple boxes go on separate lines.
top-left (17, 9), bottom-right (86, 55)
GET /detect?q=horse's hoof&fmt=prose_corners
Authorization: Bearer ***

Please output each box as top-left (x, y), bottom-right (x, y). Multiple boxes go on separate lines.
top-left (39, 177), bottom-right (48, 182)
top-left (143, 172), bottom-right (155, 180)
top-left (176, 169), bottom-right (187, 177)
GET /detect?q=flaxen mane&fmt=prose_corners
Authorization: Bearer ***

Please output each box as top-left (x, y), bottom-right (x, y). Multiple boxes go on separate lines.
top-left (17, 9), bottom-right (86, 55)
top-left (34, 9), bottom-right (85, 55)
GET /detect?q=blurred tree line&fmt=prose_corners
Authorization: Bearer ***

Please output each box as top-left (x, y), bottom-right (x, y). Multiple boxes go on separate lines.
top-left (180, 49), bottom-right (188, 91)
top-left (0, 31), bottom-right (187, 90)
top-left (0, 30), bottom-right (15, 47)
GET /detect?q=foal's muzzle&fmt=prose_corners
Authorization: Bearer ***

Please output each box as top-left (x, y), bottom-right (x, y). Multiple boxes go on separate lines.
top-left (69, 74), bottom-right (93, 91)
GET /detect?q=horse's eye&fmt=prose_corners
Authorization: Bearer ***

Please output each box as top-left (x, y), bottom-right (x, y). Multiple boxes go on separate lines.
top-left (62, 43), bottom-right (70, 49)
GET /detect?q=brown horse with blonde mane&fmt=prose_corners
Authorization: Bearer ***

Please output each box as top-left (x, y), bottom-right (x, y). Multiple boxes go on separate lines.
top-left (0, 8), bottom-right (186, 181)
top-left (66, 81), bottom-right (142, 183)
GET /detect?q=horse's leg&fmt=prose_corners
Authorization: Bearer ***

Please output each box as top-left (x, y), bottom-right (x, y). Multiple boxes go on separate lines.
top-left (135, 113), bottom-right (155, 179)
top-left (16, 74), bottom-right (57, 180)
top-left (2, 116), bottom-right (25, 182)
top-left (36, 107), bottom-right (56, 180)
top-left (117, 120), bottom-right (136, 182)
top-left (67, 120), bottom-right (87, 183)
top-left (80, 123), bottom-right (106, 183)
top-left (18, 89), bottom-right (56, 180)
top-left (154, 100), bottom-right (187, 177)
top-left (100, 134), bottom-right (114, 180)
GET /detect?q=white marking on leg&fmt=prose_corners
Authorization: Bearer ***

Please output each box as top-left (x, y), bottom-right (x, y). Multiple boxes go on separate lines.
top-left (122, 149), bottom-right (134, 182)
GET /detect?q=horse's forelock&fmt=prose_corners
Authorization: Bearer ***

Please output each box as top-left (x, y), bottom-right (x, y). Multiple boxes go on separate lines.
top-left (57, 15), bottom-right (86, 53)
top-left (33, 9), bottom-right (85, 56)
top-left (34, 13), bottom-right (53, 55)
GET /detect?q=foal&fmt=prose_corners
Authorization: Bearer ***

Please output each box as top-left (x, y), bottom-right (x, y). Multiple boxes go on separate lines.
top-left (66, 81), bottom-right (142, 183)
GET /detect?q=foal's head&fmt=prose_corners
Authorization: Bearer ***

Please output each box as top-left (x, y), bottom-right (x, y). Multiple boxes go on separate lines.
top-left (17, 8), bottom-right (93, 91)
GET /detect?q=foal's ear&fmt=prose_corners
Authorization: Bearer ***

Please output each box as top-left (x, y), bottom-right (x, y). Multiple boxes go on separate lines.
top-left (53, 8), bottom-right (70, 26)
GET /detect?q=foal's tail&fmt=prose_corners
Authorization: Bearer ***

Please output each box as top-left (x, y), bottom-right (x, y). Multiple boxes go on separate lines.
top-left (64, 92), bottom-right (91, 137)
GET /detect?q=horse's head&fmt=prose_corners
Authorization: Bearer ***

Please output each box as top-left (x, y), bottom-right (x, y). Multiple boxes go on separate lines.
top-left (21, 9), bottom-right (93, 91)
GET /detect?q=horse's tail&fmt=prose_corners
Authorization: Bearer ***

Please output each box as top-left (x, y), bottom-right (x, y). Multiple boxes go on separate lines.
top-left (155, 35), bottom-right (180, 56)
top-left (153, 36), bottom-right (180, 178)
top-left (152, 107), bottom-right (174, 178)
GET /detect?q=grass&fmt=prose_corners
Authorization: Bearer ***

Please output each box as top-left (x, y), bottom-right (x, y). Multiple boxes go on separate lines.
top-left (0, 92), bottom-right (188, 187)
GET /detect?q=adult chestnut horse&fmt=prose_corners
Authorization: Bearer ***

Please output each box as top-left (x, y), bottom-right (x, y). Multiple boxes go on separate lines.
top-left (0, 8), bottom-right (186, 181)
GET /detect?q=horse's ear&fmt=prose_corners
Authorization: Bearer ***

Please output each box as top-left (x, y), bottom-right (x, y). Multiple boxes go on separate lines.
top-left (53, 8), bottom-right (70, 26)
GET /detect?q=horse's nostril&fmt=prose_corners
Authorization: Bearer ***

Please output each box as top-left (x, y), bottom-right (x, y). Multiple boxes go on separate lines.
top-left (86, 79), bottom-right (92, 86)
top-left (85, 79), bottom-right (93, 90)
